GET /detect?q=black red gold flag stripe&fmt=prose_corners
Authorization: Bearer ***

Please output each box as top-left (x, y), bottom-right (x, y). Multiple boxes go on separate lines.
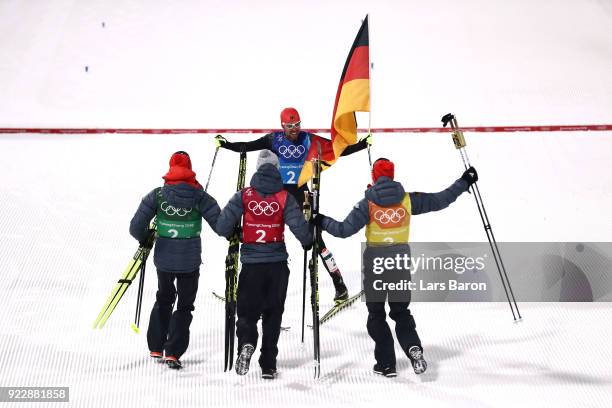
top-left (298, 16), bottom-right (370, 186)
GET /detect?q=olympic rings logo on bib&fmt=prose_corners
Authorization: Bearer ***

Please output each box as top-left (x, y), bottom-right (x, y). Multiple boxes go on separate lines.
top-left (374, 208), bottom-right (406, 224)
top-left (278, 145), bottom-right (306, 158)
top-left (248, 201), bottom-right (280, 216)
top-left (161, 201), bottom-right (193, 217)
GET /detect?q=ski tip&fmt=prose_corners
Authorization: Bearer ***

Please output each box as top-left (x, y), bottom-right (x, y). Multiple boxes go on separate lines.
top-left (130, 323), bottom-right (140, 334)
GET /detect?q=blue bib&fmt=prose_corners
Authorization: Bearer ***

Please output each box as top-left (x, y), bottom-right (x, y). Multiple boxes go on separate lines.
top-left (271, 131), bottom-right (311, 184)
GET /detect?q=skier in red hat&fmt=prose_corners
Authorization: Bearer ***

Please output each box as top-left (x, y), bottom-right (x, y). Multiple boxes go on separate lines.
top-left (314, 157), bottom-right (478, 377)
top-left (130, 151), bottom-right (221, 369)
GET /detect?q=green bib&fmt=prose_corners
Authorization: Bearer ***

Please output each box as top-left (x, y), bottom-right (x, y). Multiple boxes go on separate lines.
top-left (155, 188), bottom-right (202, 239)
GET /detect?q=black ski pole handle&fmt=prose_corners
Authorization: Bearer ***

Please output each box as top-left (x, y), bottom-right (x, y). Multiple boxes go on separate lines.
top-left (441, 113), bottom-right (455, 128)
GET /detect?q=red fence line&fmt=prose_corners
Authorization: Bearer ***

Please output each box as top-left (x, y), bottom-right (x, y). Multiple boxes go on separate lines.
top-left (1, 125), bottom-right (611, 134)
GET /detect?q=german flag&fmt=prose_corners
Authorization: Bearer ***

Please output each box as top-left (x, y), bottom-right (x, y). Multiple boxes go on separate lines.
top-left (331, 15), bottom-right (370, 157)
top-left (298, 16), bottom-right (369, 186)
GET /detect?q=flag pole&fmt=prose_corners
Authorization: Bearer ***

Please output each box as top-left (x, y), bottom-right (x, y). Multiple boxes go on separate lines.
top-left (366, 14), bottom-right (373, 167)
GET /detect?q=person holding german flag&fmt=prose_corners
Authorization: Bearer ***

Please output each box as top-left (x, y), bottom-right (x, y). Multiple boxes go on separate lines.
top-left (214, 15), bottom-right (375, 305)
top-left (214, 109), bottom-right (370, 303)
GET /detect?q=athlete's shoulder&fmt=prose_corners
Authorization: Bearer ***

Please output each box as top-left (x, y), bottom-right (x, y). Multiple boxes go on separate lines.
top-left (270, 131), bottom-right (286, 146)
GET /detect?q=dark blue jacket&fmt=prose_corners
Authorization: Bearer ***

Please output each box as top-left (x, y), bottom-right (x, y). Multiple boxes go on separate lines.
top-left (130, 183), bottom-right (221, 273)
top-left (320, 176), bottom-right (469, 238)
top-left (215, 163), bottom-right (312, 264)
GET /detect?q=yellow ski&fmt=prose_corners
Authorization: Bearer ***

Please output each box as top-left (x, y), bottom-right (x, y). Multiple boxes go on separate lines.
top-left (93, 221), bottom-right (156, 329)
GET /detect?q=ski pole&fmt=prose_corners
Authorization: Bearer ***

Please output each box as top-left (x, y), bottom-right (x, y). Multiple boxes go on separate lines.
top-left (204, 143), bottom-right (220, 192)
top-left (130, 222), bottom-right (156, 333)
top-left (441, 113), bottom-right (521, 321)
top-left (130, 254), bottom-right (147, 334)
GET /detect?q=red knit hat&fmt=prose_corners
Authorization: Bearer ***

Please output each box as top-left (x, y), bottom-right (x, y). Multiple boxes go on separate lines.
top-left (280, 107), bottom-right (300, 125)
top-left (162, 151), bottom-right (201, 188)
top-left (372, 158), bottom-right (394, 183)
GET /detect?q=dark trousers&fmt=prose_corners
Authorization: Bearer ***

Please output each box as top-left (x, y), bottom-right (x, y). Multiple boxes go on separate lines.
top-left (147, 269), bottom-right (199, 359)
top-left (236, 261), bottom-right (290, 370)
top-left (366, 299), bottom-right (422, 368)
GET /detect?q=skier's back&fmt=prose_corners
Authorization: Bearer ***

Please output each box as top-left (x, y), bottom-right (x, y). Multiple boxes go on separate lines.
top-left (317, 157), bottom-right (477, 377)
top-left (129, 151), bottom-right (221, 369)
top-left (215, 150), bottom-right (312, 379)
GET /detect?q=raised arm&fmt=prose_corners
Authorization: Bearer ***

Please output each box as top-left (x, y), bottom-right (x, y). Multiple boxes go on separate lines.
top-left (410, 179), bottom-right (469, 215)
top-left (319, 198), bottom-right (370, 238)
top-left (340, 135), bottom-right (370, 156)
top-left (410, 167), bottom-right (477, 215)
top-left (216, 134), bottom-right (273, 153)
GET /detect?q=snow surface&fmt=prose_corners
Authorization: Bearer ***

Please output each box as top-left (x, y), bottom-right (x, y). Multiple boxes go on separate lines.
top-left (1, 1), bottom-right (611, 407)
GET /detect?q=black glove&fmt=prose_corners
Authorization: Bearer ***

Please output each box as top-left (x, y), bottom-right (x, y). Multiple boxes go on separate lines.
top-left (302, 242), bottom-right (313, 251)
top-left (214, 134), bottom-right (228, 148)
top-left (139, 231), bottom-right (154, 249)
top-left (227, 225), bottom-right (242, 241)
top-left (311, 213), bottom-right (325, 227)
top-left (461, 166), bottom-right (478, 186)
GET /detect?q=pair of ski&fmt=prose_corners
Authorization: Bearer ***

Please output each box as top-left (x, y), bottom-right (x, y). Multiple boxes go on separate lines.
top-left (222, 151), bottom-right (247, 372)
top-left (300, 143), bottom-right (363, 377)
top-left (300, 143), bottom-right (324, 379)
top-left (306, 291), bottom-right (364, 328)
top-left (93, 221), bottom-right (156, 331)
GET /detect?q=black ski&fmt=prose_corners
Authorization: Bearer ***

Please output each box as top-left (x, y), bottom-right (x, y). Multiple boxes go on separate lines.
top-left (301, 190), bottom-right (311, 343)
top-left (308, 142), bottom-right (323, 378)
top-left (223, 151), bottom-right (247, 372)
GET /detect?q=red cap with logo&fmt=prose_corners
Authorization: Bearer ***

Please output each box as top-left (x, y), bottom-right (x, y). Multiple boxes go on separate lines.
top-left (280, 107), bottom-right (300, 125)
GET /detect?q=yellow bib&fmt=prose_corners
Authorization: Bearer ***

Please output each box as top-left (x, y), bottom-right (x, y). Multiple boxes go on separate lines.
top-left (365, 193), bottom-right (411, 243)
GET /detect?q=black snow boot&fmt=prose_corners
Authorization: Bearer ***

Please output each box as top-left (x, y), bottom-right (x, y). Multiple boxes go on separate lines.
top-left (373, 364), bottom-right (397, 378)
top-left (261, 368), bottom-right (277, 380)
top-left (164, 355), bottom-right (183, 370)
top-left (236, 344), bottom-right (255, 376)
top-left (331, 274), bottom-right (349, 303)
top-left (408, 346), bottom-right (427, 374)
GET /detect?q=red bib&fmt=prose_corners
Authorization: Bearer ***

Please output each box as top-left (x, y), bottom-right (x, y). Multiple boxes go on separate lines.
top-left (241, 187), bottom-right (287, 244)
